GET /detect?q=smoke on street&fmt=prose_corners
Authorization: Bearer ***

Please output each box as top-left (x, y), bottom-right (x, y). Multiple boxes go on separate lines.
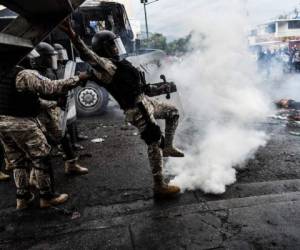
top-left (159, 0), bottom-right (272, 194)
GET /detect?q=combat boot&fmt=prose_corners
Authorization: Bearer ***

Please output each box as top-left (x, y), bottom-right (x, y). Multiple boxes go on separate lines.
top-left (0, 171), bottom-right (9, 181)
top-left (16, 193), bottom-right (35, 210)
top-left (153, 174), bottom-right (180, 197)
top-left (154, 183), bottom-right (181, 197)
top-left (40, 193), bottom-right (69, 208)
top-left (65, 159), bottom-right (88, 175)
top-left (163, 147), bottom-right (184, 157)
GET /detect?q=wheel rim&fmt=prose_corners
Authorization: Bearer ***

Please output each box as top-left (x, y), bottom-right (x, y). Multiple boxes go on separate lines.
top-left (78, 87), bottom-right (100, 108)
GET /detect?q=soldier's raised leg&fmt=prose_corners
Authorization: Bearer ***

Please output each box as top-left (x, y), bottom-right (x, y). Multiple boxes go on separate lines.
top-left (150, 99), bottom-right (184, 157)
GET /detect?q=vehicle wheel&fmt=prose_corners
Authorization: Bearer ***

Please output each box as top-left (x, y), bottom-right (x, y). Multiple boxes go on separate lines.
top-left (75, 81), bottom-right (109, 117)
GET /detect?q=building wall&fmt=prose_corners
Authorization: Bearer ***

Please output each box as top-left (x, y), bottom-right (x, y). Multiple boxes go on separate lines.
top-left (277, 21), bottom-right (300, 37)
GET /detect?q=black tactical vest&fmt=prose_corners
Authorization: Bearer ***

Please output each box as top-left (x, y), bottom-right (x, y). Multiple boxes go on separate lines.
top-left (106, 59), bottom-right (143, 110)
top-left (0, 67), bottom-right (40, 117)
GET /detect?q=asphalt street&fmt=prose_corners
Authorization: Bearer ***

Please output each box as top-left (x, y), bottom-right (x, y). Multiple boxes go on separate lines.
top-left (0, 105), bottom-right (300, 250)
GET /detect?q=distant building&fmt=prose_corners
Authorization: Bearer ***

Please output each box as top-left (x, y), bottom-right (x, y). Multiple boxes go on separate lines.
top-left (249, 18), bottom-right (300, 50)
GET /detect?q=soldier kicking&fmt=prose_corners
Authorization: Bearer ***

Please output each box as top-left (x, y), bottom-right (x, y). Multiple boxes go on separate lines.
top-left (61, 20), bottom-right (184, 197)
top-left (0, 50), bottom-right (91, 209)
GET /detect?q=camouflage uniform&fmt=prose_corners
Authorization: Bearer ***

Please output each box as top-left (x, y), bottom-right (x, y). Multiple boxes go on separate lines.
top-left (71, 36), bottom-right (180, 186)
top-left (38, 99), bottom-right (63, 143)
top-left (124, 95), bottom-right (179, 183)
top-left (0, 69), bottom-right (80, 199)
top-left (38, 99), bottom-right (84, 172)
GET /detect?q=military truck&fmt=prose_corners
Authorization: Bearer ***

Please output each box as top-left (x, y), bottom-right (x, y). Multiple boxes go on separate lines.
top-left (0, 0), bottom-right (168, 117)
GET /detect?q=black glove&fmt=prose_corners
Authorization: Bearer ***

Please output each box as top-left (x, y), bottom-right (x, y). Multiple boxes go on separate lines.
top-left (77, 71), bottom-right (93, 87)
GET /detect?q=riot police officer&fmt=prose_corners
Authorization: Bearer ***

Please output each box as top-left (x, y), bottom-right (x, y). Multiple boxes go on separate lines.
top-left (34, 42), bottom-right (88, 176)
top-left (0, 47), bottom-right (91, 209)
top-left (53, 43), bottom-right (88, 149)
top-left (61, 21), bottom-right (184, 197)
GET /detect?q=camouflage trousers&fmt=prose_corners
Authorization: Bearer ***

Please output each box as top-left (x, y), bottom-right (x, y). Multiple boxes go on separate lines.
top-left (39, 101), bottom-right (76, 161)
top-left (0, 116), bottom-right (53, 199)
top-left (38, 100), bottom-right (63, 143)
top-left (125, 96), bottom-right (179, 185)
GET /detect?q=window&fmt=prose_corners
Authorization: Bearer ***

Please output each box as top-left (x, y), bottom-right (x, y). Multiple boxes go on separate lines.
top-left (265, 23), bottom-right (276, 33)
top-left (288, 21), bottom-right (300, 29)
top-left (250, 29), bottom-right (257, 36)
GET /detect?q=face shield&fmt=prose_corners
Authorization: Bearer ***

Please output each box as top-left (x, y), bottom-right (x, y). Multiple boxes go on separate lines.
top-left (114, 37), bottom-right (126, 56)
top-left (28, 49), bottom-right (40, 59)
top-left (50, 54), bottom-right (58, 70)
top-left (57, 49), bottom-right (68, 61)
top-left (37, 53), bottom-right (58, 70)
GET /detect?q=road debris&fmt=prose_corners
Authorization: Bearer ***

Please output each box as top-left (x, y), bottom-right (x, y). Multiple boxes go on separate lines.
top-left (91, 138), bottom-right (105, 143)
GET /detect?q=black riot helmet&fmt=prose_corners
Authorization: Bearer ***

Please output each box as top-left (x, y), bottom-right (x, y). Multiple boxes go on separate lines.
top-left (91, 30), bottom-right (126, 60)
top-left (53, 43), bottom-right (69, 62)
top-left (34, 42), bottom-right (58, 70)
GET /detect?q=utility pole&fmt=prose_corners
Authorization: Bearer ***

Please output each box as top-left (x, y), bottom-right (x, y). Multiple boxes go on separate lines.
top-left (142, 0), bottom-right (149, 40)
top-left (141, 0), bottom-right (159, 40)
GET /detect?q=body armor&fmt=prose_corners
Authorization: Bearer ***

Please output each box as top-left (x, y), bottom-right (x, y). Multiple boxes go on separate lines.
top-left (105, 59), bottom-right (143, 110)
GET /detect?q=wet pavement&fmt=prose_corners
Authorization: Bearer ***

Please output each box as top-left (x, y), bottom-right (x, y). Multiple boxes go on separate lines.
top-left (0, 106), bottom-right (300, 250)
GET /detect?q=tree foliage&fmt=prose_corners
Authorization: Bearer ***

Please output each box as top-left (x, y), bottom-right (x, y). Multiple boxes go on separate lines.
top-left (141, 33), bottom-right (192, 55)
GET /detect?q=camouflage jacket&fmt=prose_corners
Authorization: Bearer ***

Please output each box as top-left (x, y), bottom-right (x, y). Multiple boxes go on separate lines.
top-left (0, 70), bottom-right (80, 132)
top-left (16, 69), bottom-right (80, 96)
top-left (72, 35), bottom-right (116, 84)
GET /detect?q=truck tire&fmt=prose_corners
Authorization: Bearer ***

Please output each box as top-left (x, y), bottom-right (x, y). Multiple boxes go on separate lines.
top-left (75, 81), bottom-right (109, 117)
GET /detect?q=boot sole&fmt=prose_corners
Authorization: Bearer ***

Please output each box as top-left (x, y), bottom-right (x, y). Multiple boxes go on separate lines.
top-left (153, 192), bottom-right (180, 200)
top-left (40, 199), bottom-right (68, 208)
top-left (153, 189), bottom-right (181, 198)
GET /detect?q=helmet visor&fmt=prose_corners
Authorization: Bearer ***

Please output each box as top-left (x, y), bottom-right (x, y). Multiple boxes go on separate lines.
top-left (51, 54), bottom-right (58, 70)
top-left (114, 37), bottom-right (126, 56)
top-left (28, 49), bottom-right (40, 59)
top-left (57, 49), bottom-right (68, 61)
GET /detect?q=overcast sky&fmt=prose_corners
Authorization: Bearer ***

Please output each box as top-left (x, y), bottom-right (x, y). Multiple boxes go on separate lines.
top-left (131, 0), bottom-right (300, 39)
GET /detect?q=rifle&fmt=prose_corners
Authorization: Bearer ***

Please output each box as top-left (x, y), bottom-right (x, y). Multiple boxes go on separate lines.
top-left (140, 72), bottom-right (177, 99)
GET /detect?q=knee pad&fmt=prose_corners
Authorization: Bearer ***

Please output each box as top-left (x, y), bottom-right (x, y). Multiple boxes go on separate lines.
top-left (141, 123), bottom-right (162, 145)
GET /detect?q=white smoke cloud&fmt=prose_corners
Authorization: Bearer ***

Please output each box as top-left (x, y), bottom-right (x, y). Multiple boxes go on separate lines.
top-left (160, 0), bottom-right (272, 194)
top-left (270, 74), bottom-right (300, 101)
